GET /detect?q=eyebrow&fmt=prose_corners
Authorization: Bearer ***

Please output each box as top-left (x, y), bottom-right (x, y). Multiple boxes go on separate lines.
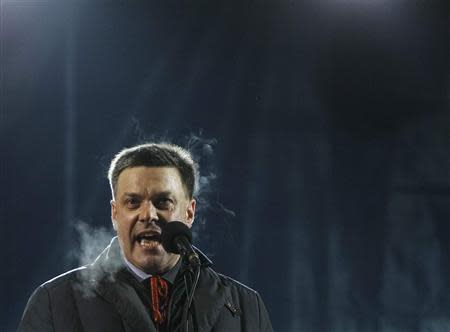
top-left (122, 192), bottom-right (143, 197)
top-left (121, 191), bottom-right (174, 198)
top-left (153, 191), bottom-right (173, 197)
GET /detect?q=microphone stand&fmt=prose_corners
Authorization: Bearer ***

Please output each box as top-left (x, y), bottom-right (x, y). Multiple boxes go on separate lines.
top-left (161, 221), bottom-right (201, 332)
top-left (182, 263), bottom-right (201, 332)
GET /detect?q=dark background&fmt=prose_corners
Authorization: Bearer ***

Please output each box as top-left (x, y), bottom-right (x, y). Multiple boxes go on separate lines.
top-left (1, 0), bottom-right (448, 331)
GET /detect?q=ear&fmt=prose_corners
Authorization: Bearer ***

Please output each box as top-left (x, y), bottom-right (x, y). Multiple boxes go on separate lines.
top-left (185, 199), bottom-right (196, 228)
top-left (111, 200), bottom-right (118, 231)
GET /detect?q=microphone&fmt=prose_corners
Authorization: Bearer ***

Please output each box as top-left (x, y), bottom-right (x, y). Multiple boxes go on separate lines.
top-left (162, 221), bottom-right (201, 332)
top-left (161, 221), bottom-right (200, 267)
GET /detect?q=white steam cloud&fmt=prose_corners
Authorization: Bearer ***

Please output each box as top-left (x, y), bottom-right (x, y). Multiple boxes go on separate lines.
top-left (71, 220), bottom-right (115, 266)
top-left (68, 221), bottom-right (122, 298)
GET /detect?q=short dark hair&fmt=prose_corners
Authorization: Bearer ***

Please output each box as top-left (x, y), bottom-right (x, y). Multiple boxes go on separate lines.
top-left (108, 143), bottom-right (198, 199)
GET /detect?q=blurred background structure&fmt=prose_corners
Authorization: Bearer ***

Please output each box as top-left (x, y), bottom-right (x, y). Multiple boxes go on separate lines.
top-left (1, 0), bottom-right (448, 331)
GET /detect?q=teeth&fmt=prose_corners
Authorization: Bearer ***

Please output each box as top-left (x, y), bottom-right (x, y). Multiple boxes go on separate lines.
top-left (139, 238), bottom-right (158, 248)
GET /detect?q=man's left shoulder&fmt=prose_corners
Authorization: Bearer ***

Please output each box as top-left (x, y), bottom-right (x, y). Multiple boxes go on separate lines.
top-left (216, 272), bottom-right (259, 296)
top-left (200, 267), bottom-right (274, 331)
top-left (201, 267), bottom-right (260, 300)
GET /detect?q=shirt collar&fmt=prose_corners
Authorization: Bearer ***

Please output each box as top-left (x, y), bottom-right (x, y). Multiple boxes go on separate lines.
top-left (122, 255), bottom-right (181, 285)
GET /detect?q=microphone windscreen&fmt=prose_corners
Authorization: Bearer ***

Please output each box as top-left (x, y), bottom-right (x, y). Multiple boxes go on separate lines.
top-left (161, 221), bottom-right (193, 254)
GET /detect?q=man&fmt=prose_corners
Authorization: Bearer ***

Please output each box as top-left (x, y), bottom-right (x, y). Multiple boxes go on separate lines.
top-left (18, 143), bottom-right (273, 332)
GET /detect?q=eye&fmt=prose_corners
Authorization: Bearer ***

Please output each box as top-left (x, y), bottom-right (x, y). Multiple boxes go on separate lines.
top-left (155, 197), bottom-right (174, 210)
top-left (125, 197), bottom-right (140, 209)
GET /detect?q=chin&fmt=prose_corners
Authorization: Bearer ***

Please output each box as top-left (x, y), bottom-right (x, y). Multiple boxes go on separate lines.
top-left (140, 257), bottom-right (171, 274)
top-left (134, 247), bottom-right (173, 271)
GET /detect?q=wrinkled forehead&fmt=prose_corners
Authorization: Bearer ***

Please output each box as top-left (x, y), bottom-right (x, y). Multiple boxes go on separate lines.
top-left (116, 166), bottom-right (188, 198)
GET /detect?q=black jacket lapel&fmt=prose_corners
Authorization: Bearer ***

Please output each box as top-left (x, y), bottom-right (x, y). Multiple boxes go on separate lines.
top-left (191, 268), bottom-right (230, 332)
top-left (95, 278), bottom-right (157, 332)
top-left (86, 237), bottom-right (157, 332)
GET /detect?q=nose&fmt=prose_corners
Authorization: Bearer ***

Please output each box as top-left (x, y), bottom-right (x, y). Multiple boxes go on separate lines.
top-left (138, 200), bottom-right (158, 223)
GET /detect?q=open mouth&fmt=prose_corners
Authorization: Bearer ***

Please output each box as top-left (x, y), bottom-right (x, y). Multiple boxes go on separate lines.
top-left (135, 233), bottom-right (161, 248)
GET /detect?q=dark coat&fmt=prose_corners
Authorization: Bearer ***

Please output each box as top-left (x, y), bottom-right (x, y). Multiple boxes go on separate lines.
top-left (18, 238), bottom-right (273, 332)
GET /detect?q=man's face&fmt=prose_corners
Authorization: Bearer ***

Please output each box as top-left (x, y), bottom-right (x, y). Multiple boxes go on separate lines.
top-left (111, 166), bottom-right (196, 274)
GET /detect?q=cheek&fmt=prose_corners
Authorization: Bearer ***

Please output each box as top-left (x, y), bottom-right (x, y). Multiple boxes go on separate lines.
top-left (116, 207), bottom-right (137, 221)
top-left (115, 222), bottom-right (127, 239)
top-left (115, 212), bottom-right (136, 235)
top-left (164, 207), bottom-right (182, 220)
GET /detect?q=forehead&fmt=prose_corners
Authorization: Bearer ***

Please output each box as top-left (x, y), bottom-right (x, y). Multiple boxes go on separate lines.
top-left (116, 166), bottom-right (185, 196)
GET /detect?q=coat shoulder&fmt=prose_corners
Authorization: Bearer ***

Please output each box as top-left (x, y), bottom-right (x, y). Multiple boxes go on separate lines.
top-left (40, 266), bottom-right (88, 291)
top-left (216, 272), bottom-right (258, 296)
top-left (18, 266), bottom-right (89, 332)
top-left (201, 267), bottom-right (261, 305)
top-left (199, 268), bottom-right (274, 332)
